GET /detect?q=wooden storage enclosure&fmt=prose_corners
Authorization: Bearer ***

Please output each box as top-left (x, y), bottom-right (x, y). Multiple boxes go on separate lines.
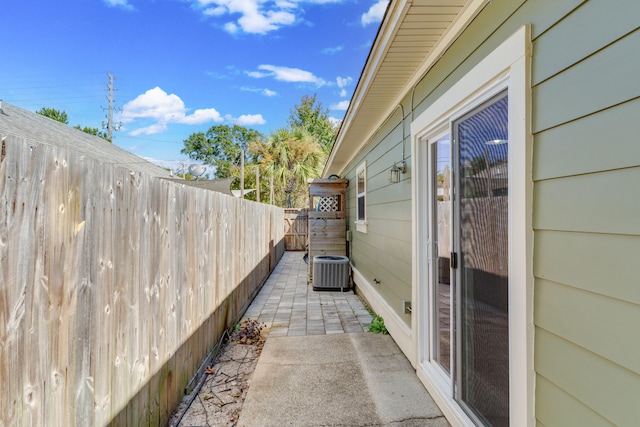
top-left (307, 178), bottom-right (348, 282)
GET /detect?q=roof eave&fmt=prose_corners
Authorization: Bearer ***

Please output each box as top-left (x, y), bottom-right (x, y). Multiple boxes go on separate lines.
top-left (324, 0), bottom-right (411, 176)
top-left (324, 0), bottom-right (490, 177)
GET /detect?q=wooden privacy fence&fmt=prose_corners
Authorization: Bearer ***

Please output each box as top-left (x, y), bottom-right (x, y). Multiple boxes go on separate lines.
top-left (283, 208), bottom-right (308, 251)
top-left (0, 135), bottom-right (285, 426)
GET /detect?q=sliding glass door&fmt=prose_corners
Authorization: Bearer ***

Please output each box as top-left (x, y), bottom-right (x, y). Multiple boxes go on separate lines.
top-left (427, 91), bottom-right (510, 426)
top-left (454, 91), bottom-right (509, 426)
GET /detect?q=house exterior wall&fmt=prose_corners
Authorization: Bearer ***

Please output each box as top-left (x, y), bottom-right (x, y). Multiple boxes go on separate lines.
top-left (529, 0), bottom-right (640, 424)
top-left (344, 104), bottom-right (413, 337)
top-left (339, 0), bottom-right (640, 425)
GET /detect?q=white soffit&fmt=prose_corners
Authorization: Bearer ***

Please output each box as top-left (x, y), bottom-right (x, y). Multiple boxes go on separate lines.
top-left (326, 0), bottom-right (487, 176)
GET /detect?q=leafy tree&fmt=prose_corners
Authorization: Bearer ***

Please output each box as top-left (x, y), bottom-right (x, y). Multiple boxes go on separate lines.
top-left (250, 127), bottom-right (325, 207)
top-left (288, 94), bottom-right (338, 154)
top-left (181, 124), bottom-right (263, 180)
top-left (36, 107), bottom-right (68, 124)
top-left (73, 125), bottom-right (110, 141)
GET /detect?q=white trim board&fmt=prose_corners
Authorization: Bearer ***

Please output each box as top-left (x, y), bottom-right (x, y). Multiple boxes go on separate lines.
top-left (411, 25), bottom-right (534, 427)
top-left (351, 266), bottom-right (414, 364)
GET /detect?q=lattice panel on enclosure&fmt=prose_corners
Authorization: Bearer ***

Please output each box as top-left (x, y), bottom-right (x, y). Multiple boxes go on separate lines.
top-left (317, 195), bottom-right (339, 212)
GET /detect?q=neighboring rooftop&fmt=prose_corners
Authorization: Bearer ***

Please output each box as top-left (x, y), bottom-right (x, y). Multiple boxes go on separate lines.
top-left (0, 100), bottom-right (171, 178)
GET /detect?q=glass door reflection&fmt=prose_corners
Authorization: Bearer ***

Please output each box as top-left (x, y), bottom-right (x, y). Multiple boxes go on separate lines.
top-left (454, 91), bottom-right (509, 427)
top-left (431, 134), bottom-right (452, 375)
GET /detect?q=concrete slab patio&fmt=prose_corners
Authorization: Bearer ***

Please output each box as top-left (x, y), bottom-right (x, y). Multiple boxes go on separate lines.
top-left (237, 252), bottom-right (449, 427)
top-left (238, 333), bottom-right (448, 427)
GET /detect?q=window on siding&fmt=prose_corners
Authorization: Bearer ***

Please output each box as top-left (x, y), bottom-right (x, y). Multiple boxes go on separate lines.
top-left (355, 161), bottom-right (367, 233)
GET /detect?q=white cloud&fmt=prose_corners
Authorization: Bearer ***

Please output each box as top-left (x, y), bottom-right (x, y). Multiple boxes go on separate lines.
top-left (206, 71), bottom-right (229, 80)
top-left (129, 123), bottom-right (168, 137)
top-left (238, 9), bottom-right (296, 34)
top-left (202, 5), bottom-right (227, 15)
top-left (276, 0), bottom-right (297, 7)
top-left (330, 100), bottom-right (350, 111)
top-left (249, 64), bottom-right (326, 87)
top-left (336, 76), bottom-right (352, 88)
top-left (246, 70), bottom-right (269, 78)
top-left (361, 0), bottom-right (388, 26)
top-left (194, 0), bottom-right (297, 34)
top-left (303, 0), bottom-right (342, 4)
top-left (240, 86), bottom-right (278, 97)
top-left (192, 0), bottom-right (346, 35)
top-left (336, 77), bottom-right (352, 97)
top-left (226, 113), bottom-right (267, 126)
top-left (322, 45), bottom-right (343, 55)
top-left (224, 22), bottom-right (239, 33)
top-left (121, 87), bottom-right (224, 135)
top-left (237, 114), bottom-right (266, 125)
top-left (179, 108), bottom-right (223, 124)
top-left (121, 87), bottom-right (186, 123)
top-left (103, 0), bottom-right (133, 10)
top-left (328, 116), bottom-right (342, 127)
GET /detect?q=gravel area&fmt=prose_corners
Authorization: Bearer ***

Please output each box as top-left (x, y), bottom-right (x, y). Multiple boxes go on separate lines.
top-left (168, 322), bottom-right (266, 427)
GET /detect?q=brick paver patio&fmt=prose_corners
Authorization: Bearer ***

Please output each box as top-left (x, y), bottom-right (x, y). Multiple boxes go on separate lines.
top-left (242, 251), bottom-right (374, 337)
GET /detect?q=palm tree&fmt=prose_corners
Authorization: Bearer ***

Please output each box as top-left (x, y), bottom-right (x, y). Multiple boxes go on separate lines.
top-left (250, 127), bottom-right (325, 207)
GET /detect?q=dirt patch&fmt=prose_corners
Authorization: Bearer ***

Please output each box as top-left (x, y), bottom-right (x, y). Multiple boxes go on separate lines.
top-left (169, 321), bottom-right (266, 427)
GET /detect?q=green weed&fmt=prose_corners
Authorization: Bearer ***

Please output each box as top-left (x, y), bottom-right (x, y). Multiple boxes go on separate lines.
top-left (369, 316), bottom-right (388, 334)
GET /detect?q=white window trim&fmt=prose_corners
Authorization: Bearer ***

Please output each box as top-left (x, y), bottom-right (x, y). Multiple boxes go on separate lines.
top-left (411, 25), bottom-right (533, 426)
top-left (355, 161), bottom-right (368, 233)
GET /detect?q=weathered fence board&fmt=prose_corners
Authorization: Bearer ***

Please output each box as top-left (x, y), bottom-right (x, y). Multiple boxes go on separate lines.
top-left (0, 134), bottom-right (285, 426)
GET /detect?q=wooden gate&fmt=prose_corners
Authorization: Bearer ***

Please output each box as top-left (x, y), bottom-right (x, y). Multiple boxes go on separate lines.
top-left (284, 208), bottom-right (309, 251)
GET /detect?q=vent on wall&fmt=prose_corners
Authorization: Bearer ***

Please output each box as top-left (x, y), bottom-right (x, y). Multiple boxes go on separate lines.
top-left (313, 255), bottom-right (350, 291)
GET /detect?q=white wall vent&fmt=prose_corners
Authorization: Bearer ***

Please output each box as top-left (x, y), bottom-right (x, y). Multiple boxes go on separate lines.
top-left (313, 255), bottom-right (350, 291)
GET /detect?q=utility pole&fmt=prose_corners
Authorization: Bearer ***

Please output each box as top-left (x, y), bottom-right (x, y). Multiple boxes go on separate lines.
top-left (102, 73), bottom-right (121, 142)
top-left (255, 167), bottom-right (260, 202)
top-left (270, 176), bottom-right (274, 205)
top-left (240, 150), bottom-right (245, 199)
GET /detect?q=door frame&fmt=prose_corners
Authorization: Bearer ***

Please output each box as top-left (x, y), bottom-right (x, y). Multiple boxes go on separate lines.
top-left (425, 127), bottom-right (454, 388)
top-left (411, 26), bottom-right (533, 426)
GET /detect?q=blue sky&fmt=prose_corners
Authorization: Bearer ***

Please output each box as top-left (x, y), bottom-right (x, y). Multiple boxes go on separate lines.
top-left (1, 0), bottom-right (387, 170)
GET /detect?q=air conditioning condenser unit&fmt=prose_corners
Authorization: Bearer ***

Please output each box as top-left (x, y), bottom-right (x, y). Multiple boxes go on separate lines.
top-left (313, 255), bottom-right (350, 291)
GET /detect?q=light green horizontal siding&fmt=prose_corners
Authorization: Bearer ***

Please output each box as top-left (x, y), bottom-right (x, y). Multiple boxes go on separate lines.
top-left (534, 166), bottom-right (640, 235)
top-left (534, 230), bottom-right (640, 305)
top-left (347, 221), bottom-right (412, 273)
top-left (531, 0), bottom-right (640, 85)
top-left (535, 278), bottom-right (640, 374)
top-left (421, 0), bottom-right (640, 424)
top-left (536, 328), bottom-right (640, 426)
top-left (533, 28), bottom-right (640, 132)
top-left (531, 1), bottom-right (640, 423)
top-left (351, 245), bottom-right (411, 298)
top-left (342, 105), bottom-right (413, 324)
top-left (535, 375), bottom-right (614, 427)
top-left (534, 98), bottom-right (640, 180)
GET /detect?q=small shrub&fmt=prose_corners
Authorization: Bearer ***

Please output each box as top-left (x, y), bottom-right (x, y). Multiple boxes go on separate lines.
top-left (369, 316), bottom-right (387, 335)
